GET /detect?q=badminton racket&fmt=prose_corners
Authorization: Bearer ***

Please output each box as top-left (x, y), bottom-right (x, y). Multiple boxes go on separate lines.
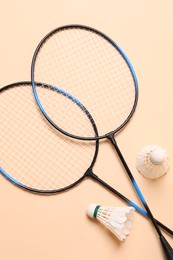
top-left (31, 25), bottom-right (173, 258)
top-left (0, 81), bottom-right (171, 238)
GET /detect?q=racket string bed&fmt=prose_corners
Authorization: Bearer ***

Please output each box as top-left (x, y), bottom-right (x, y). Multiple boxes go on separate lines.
top-left (0, 83), bottom-right (96, 191)
top-left (33, 27), bottom-right (136, 136)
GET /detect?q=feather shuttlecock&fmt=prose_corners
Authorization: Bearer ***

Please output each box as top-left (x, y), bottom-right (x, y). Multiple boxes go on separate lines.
top-left (136, 145), bottom-right (169, 179)
top-left (86, 203), bottom-right (135, 241)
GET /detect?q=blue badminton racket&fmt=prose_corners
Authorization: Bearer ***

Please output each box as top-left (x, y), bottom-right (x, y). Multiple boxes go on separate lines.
top-left (31, 25), bottom-right (173, 259)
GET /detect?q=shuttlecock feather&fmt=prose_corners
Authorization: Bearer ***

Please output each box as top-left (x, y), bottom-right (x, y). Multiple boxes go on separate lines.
top-left (86, 203), bottom-right (135, 241)
top-left (136, 145), bottom-right (169, 179)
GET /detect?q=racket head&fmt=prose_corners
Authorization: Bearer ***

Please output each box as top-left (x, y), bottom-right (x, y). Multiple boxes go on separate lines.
top-left (0, 81), bottom-right (98, 193)
top-left (31, 24), bottom-right (138, 141)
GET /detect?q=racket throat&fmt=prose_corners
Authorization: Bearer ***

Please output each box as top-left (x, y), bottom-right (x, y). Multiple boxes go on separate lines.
top-left (84, 167), bottom-right (95, 177)
top-left (105, 132), bottom-right (117, 146)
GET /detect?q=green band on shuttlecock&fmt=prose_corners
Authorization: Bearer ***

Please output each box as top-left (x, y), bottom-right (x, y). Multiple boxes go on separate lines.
top-left (93, 205), bottom-right (100, 218)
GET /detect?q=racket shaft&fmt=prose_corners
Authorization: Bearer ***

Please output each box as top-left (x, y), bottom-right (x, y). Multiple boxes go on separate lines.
top-left (87, 171), bottom-right (173, 236)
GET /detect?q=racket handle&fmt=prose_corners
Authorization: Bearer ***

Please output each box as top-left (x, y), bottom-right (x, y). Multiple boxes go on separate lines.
top-left (160, 236), bottom-right (173, 260)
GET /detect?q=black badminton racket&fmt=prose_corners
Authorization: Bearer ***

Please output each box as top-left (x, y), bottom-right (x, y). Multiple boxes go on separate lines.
top-left (0, 81), bottom-right (171, 238)
top-left (31, 25), bottom-right (173, 259)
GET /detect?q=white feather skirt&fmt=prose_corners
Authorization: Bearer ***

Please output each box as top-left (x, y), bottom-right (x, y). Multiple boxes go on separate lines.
top-left (136, 145), bottom-right (169, 179)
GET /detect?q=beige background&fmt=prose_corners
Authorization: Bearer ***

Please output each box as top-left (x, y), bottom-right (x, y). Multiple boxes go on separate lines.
top-left (0, 0), bottom-right (173, 259)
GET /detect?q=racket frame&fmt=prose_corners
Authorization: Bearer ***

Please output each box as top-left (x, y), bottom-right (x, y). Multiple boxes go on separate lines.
top-left (31, 24), bottom-right (138, 141)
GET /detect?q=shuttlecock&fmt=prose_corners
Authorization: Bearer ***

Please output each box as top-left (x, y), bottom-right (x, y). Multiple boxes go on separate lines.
top-left (86, 203), bottom-right (135, 241)
top-left (136, 145), bottom-right (169, 179)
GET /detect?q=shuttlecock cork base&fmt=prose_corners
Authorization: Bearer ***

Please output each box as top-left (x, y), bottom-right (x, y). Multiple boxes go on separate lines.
top-left (136, 145), bottom-right (169, 179)
top-left (86, 203), bottom-right (135, 241)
